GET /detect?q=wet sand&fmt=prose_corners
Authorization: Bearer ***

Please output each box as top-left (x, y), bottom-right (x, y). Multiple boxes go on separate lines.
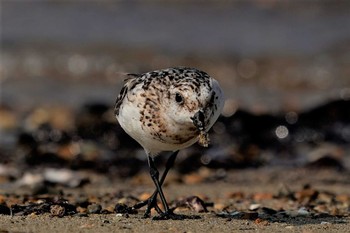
top-left (1, 168), bottom-right (349, 233)
top-left (1, 213), bottom-right (349, 233)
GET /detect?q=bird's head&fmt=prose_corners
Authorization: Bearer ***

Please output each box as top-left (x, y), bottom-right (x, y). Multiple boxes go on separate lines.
top-left (160, 68), bottom-right (224, 146)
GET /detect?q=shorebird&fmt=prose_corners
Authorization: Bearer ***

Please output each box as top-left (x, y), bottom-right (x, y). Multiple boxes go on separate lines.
top-left (114, 67), bottom-right (224, 219)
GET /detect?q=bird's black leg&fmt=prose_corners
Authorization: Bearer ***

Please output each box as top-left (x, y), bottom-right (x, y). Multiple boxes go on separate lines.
top-left (132, 151), bottom-right (181, 219)
top-left (147, 154), bottom-right (184, 220)
top-left (132, 151), bottom-right (178, 215)
top-left (147, 155), bottom-right (171, 212)
top-left (143, 151), bottom-right (178, 217)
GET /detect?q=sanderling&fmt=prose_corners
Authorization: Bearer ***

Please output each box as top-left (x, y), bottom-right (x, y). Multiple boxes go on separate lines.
top-left (115, 67), bottom-right (224, 220)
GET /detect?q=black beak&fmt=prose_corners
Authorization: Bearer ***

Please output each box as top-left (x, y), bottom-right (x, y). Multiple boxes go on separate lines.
top-left (191, 110), bottom-right (210, 147)
top-left (191, 110), bottom-right (206, 132)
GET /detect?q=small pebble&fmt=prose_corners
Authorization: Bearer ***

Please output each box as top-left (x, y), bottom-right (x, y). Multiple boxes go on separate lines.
top-left (87, 203), bottom-right (102, 214)
top-left (254, 218), bottom-right (269, 226)
top-left (253, 193), bottom-right (274, 201)
top-left (184, 196), bottom-right (208, 213)
top-left (297, 207), bottom-right (310, 216)
top-left (114, 203), bottom-right (129, 214)
top-left (50, 205), bottom-right (65, 217)
top-left (249, 203), bottom-right (261, 211)
top-left (76, 206), bottom-right (87, 213)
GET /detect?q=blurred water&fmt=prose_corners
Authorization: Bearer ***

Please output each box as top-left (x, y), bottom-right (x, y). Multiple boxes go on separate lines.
top-left (1, 1), bottom-right (350, 112)
top-left (2, 1), bottom-right (350, 56)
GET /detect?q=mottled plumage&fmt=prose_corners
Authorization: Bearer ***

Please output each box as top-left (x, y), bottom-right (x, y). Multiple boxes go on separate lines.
top-left (114, 67), bottom-right (224, 219)
top-left (115, 67), bottom-right (224, 156)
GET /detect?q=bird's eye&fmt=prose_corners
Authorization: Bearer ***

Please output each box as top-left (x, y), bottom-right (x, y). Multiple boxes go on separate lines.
top-left (175, 93), bottom-right (183, 104)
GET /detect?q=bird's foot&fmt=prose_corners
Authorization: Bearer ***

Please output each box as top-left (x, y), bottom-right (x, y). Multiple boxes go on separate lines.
top-left (132, 196), bottom-right (163, 218)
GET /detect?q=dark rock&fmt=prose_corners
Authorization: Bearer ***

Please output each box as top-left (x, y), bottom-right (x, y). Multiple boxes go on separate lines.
top-left (114, 203), bottom-right (137, 214)
top-left (0, 204), bottom-right (11, 215)
top-left (305, 156), bottom-right (344, 170)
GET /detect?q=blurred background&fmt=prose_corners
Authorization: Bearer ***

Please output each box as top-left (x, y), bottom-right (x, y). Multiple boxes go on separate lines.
top-left (1, 0), bottom-right (350, 182)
